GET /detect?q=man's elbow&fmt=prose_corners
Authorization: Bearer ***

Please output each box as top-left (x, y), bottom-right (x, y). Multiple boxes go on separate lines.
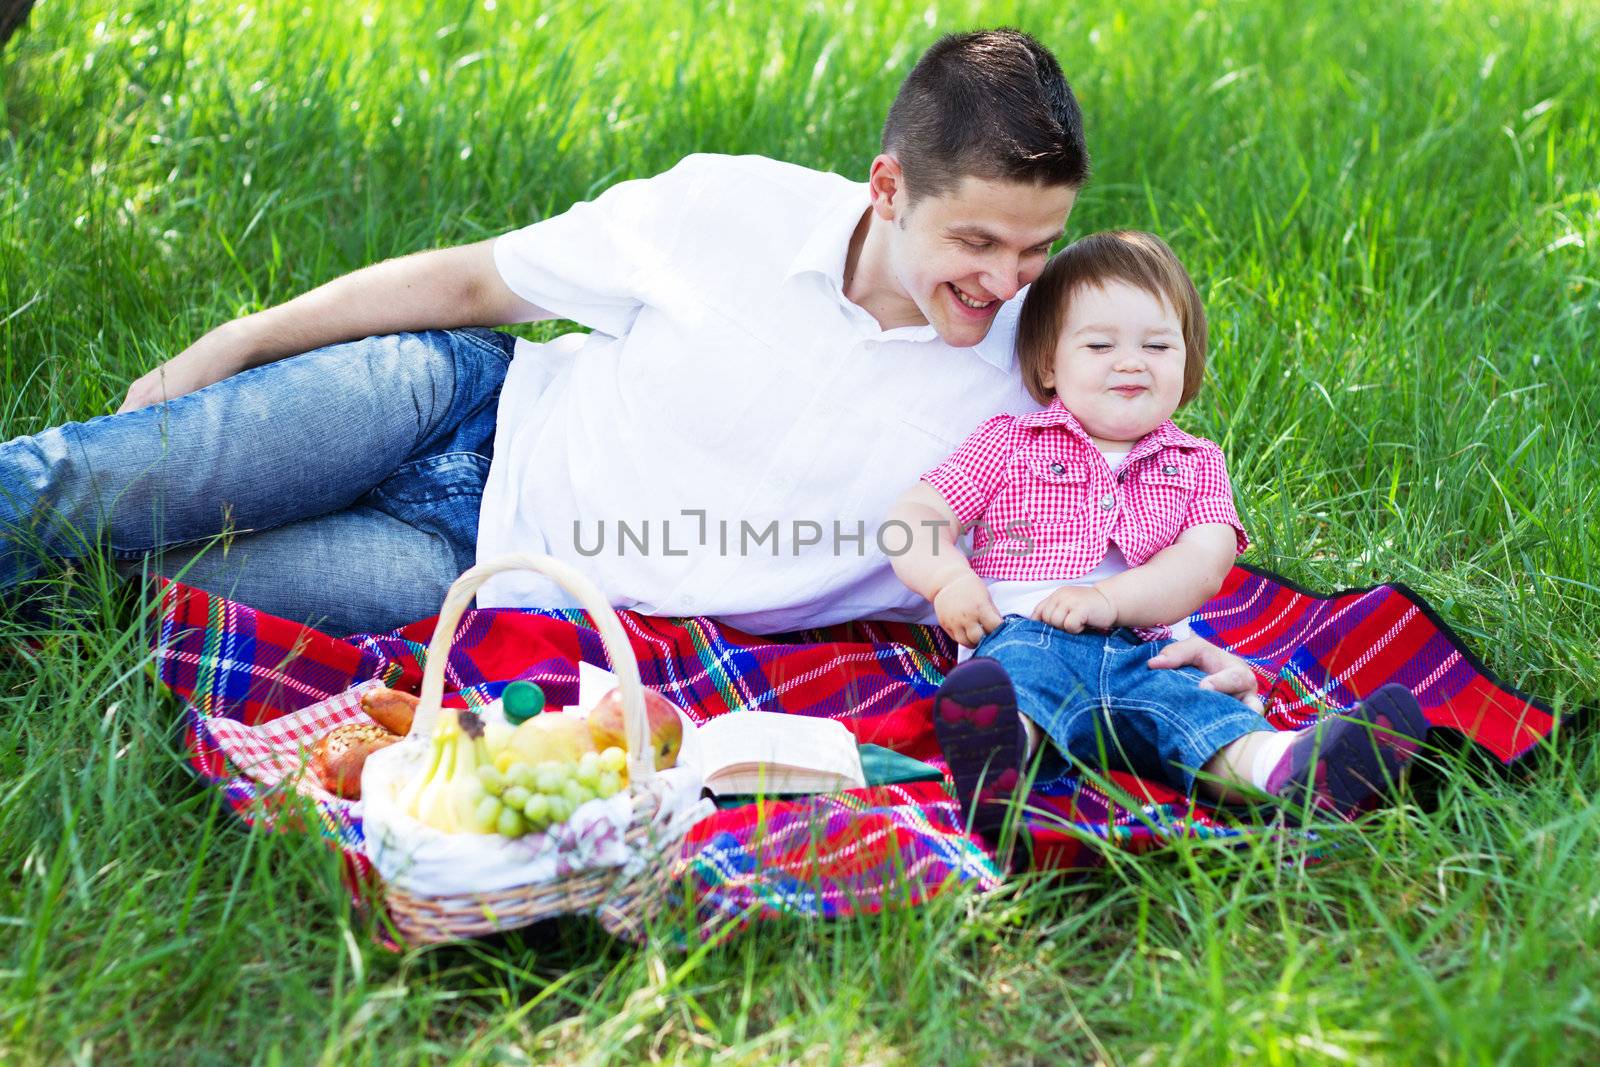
top-left (452, 240), bottom-right (545, 326)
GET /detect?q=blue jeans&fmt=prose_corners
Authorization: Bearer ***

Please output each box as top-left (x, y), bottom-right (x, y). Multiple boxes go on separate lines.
top-left (975, 615), bottom-right (1272, 793)
top-left (0, 328), bottom-right (514, 635)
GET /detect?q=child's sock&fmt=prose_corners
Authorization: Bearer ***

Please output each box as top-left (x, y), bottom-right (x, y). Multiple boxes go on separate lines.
top-left (1263, 684), bottom-right (1431, 819)
top-left (1247, 730), bottom-right (1297, 789)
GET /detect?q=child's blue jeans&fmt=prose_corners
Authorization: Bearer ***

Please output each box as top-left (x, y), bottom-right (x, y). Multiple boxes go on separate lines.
top-left (973, 615), bottom-right (1273, 794)
top-left (0, 328), bottom-right (514, 635)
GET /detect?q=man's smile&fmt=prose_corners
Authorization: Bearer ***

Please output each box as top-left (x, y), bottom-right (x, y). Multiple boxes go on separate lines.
top-left (947, 282), bottom-right (999, 317)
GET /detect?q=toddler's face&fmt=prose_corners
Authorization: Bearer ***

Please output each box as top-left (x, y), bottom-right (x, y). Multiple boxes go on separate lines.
top-left (1044, 280), bottom-right (1187, 447)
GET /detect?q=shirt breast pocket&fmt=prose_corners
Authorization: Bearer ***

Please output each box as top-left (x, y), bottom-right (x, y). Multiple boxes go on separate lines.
top-left (1015, 456), bottom-right (1091, 526)
top-left (1129, 460), bottom-right (1197, 541)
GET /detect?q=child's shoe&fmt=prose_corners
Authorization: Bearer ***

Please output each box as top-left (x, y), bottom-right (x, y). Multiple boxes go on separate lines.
top-left (1264, 684), bottom-right (1430, 820)
top-left (932, 657), bottom-right (1027, 842)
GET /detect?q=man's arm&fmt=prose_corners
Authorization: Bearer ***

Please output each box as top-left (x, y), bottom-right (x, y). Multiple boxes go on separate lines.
top-left (120, 239), bottom-right (548, 412)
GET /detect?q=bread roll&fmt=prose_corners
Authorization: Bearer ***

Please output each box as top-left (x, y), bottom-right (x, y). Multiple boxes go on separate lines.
top-left (360, 687), bottom-right (419, 735)
top-left (310, 722), bottom-right (400, 800)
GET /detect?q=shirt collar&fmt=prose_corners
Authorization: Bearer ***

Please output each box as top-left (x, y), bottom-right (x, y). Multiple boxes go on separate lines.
top-left (782, 183), bottom-right (1019, 369)
top-left (1015, 397), bottom-right (1205, 457)
top-left (785, 183), bottom-right (871, 285)
top-left (968, 296), bottom-right (1022, 372)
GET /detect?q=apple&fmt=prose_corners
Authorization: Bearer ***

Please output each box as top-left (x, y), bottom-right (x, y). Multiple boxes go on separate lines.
top-left (586, 686), bottom-right (684, 769)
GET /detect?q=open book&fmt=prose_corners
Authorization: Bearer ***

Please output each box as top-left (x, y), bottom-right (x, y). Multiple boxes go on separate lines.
top-left (575, 661), bottom-right (866, 796)
top-left (696, 711), bottom-right (867, 796)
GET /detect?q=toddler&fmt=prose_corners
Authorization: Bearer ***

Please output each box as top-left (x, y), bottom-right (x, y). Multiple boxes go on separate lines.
top-left (888, 231), bottom-right (1429, 841)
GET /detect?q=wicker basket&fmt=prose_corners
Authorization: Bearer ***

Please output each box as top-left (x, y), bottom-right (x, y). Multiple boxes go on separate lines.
top-left (378, 552), bottom-right (693, 944)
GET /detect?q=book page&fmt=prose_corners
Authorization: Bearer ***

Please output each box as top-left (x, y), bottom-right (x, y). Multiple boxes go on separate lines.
top-left (698, 712), bottom-right (865, 789)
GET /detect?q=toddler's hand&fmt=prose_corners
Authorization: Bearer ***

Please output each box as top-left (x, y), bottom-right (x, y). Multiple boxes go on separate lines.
top-left (933, 574), bottom-right (1003, 648)
top-left (1033, 585), bottom-right (1117, 633)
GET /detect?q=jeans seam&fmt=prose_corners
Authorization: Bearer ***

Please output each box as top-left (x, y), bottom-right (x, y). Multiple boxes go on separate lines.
top-left (980, 634), bottom-right (1050, 658)
top-left (370, 488), bottom-right (484, 504)
top-left (108, 537), bottom-right (218, 561)
top-left (1104, 630), bottom-right (1150, 653)
top-left (107, 527), bottom-right (264, 561)
top-left (1057, 699), bottom-right (1149, 778)
top-left (395, 449), bottom-right (490, 464)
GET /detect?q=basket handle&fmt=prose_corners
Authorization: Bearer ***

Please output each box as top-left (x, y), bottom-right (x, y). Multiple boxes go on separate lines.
top-left (410, 553), bottom-right (655, 786)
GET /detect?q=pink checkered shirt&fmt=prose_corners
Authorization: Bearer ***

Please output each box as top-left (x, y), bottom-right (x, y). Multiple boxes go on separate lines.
top-left (921, 398), bottom-right (1248, 635)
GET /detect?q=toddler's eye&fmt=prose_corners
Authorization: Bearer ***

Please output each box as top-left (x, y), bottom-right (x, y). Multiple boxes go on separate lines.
top-left (1087, 342), bottom-right (1113, 351)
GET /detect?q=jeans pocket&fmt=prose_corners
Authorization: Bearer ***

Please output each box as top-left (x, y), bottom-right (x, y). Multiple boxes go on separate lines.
top-left (362, 451), bottom-right (490, 572)
top-left (455, 326), bottom-right (519, 361)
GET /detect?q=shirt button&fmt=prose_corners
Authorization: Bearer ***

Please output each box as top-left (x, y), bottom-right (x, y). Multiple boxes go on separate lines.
top-left (1100, 494), bottom-right (1115, 511)
top-left (1162, 464), bottom-right (1178, 475)
top-left (1049, 462), bottom-right (1065, 475)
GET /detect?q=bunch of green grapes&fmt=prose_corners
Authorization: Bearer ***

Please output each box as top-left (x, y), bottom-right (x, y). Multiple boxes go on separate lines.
top-left (471, 746), bottom-right (629, 838)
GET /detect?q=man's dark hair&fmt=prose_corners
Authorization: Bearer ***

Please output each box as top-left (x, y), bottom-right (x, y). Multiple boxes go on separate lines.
top-left (882, 28), bottom-right (1089, 202)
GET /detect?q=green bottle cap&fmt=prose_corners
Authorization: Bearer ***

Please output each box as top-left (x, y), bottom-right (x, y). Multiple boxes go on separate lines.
top-left (501, 681), bottom-right (546, 724)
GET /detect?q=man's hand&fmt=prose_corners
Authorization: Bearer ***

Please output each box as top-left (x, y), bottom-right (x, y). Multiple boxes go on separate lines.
top-left (1033, 584), bottom-right (1116, 633)
top-left (1149, 636), bottom-right (1265, 713)
top-left (118, 323), bottom-right (255, 412)
top-left (933, 573), bottom-right (1003, 648)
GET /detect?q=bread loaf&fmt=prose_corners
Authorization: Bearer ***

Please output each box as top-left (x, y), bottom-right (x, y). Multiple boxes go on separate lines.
top-left (310, 722), bottom-right (400, 800)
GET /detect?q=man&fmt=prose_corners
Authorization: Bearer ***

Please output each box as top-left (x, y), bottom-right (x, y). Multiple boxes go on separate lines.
top-left (0, 29), bottom-right (1263, 705)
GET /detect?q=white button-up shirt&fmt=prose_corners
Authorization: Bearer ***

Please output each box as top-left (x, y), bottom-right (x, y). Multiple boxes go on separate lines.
top-left (475, 153), bottom-right (1042, 633)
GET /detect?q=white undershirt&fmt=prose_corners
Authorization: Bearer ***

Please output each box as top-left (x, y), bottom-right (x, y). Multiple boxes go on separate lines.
top-left (984, 445), bottom-right (1132, 618)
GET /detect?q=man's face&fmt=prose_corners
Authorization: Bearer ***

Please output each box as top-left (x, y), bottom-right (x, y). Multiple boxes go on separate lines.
top-left (877, 169), bottom-right (1077, 348)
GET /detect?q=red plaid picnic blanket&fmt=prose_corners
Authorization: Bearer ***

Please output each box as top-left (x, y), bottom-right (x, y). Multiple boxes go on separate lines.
top-left (155, 562), bottom-right (1553, 943)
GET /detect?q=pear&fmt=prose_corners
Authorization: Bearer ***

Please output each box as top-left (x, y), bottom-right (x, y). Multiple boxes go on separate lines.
top-left (502, 711), bottom-right (596, 770)
top-left (482, 712), bottom-right (516, 757)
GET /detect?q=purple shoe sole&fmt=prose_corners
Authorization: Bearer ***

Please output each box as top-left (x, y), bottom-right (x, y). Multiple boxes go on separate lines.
top-left (1265, 683), bottom-right (1431, 820)
top-left (932, 657), bottom-right (1027, 841)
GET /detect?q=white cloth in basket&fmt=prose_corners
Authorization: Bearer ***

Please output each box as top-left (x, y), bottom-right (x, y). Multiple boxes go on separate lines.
top-left (361, 665), bottom-right (712, 898)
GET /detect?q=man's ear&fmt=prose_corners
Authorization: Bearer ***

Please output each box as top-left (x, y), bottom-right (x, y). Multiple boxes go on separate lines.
top-left (868, 154), bottom-right (905, 222)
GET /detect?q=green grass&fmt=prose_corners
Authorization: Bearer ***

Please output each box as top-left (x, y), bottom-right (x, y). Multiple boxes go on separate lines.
top-left (3, 0), bottom-right (1599, 1061)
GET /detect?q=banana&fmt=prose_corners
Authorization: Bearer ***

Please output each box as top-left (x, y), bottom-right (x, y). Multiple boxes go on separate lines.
top-left (403, 709), bottom-right (496, 835)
